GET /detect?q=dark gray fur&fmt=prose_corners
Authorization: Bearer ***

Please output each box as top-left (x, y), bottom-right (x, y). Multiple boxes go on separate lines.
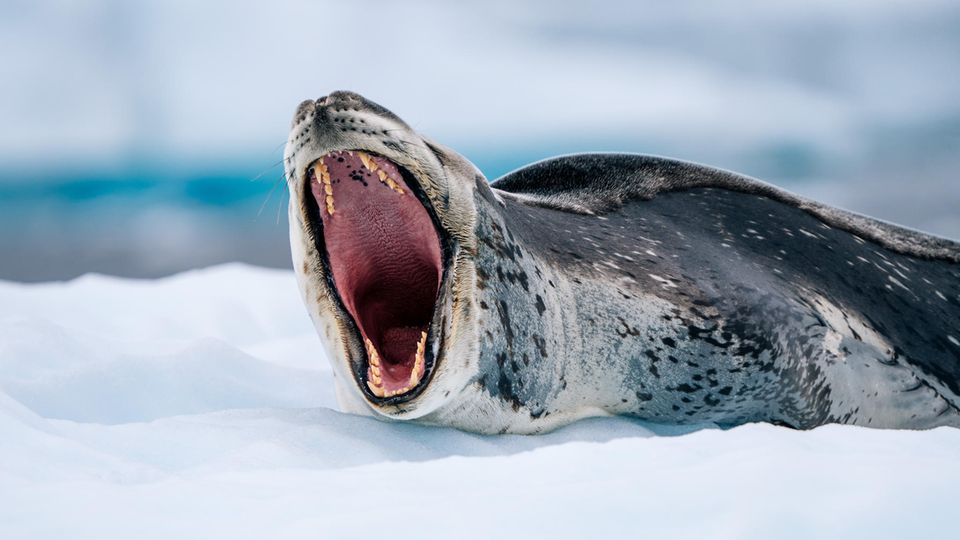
top-left (467, 153), bottom-right (960, 430)
top-left (493, 154), bottom-right (960, 263)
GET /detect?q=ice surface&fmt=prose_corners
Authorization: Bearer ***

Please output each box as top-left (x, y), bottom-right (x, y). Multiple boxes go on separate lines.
top-left (1, 265), bottom-right (957, 538)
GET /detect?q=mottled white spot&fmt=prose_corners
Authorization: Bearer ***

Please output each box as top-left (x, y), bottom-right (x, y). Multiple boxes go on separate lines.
top-left (648, 274), bottom-right (678, 288)
top-left (637, 235), bottom-right (661, 245)
top-left (935, 291), bottom-right (947, 301)
top-left (644, 249), bottom-right (657, 257)
top-left (948, 336), bottom-right (960, 347)
top-left (798, 228), bottom-right (818, 239)
top-left (887, 276), bottom-right (910, 292)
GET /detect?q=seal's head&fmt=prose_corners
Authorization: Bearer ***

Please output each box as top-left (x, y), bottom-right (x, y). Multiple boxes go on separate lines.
top-left (285, 91), bottom-right (483, 420)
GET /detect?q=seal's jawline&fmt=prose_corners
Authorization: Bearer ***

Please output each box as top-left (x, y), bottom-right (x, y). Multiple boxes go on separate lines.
top-left (303, 149), bottom-right (451, 405)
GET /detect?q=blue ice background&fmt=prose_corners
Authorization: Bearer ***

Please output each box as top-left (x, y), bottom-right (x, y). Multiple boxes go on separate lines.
top-left (1, 0), bottom-right (958, 281)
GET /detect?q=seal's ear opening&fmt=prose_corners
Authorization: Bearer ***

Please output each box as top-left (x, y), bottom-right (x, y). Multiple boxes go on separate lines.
top-left (310, 150), bottom-right (442, 399)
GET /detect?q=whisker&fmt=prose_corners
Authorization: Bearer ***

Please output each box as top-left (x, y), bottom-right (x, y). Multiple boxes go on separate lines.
top-left (276, 188), bottom-right (288, 226)
top-left (256, 172), bottom-right (286, 219)
top-left (250, 158), bottom-right (287, 182)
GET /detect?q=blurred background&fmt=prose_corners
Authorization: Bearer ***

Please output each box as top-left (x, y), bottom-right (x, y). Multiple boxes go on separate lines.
top-left (1, 0), bottom-right (958, 282)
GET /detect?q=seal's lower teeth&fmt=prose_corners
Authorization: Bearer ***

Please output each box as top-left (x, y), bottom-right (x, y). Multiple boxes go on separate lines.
top-left (365, 331), bottom-right (428, 398)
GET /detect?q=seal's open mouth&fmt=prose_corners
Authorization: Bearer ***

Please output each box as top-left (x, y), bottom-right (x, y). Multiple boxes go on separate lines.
top-left (305, 150), bottom-right (443, 400)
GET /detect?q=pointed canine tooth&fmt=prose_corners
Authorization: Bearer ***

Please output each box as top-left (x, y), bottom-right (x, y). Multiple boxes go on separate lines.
top-left (358, 152), bottom-right (378, 172)
top-left (324, 184), bottom-right (333, 195)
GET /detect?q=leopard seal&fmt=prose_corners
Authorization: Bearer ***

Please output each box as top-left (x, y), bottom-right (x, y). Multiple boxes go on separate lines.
top-left (284, 90), bottom-right (960, 434)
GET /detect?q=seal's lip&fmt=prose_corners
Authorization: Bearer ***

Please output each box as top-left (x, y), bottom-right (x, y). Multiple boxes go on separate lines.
top-left (302, 149), bottom-right (453, 405)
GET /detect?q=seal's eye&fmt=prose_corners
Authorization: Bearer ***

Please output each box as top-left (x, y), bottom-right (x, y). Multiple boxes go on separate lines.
top-left (308, 150), bottom-right (442, 399)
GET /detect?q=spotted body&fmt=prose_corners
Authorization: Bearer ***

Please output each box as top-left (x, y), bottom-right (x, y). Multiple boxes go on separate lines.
top-left (286, 92), bottom-right (960, 434)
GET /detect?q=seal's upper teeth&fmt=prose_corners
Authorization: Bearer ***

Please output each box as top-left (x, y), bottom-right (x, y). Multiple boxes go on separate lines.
top-left (357, 151), bottom-right (377, 172)
top-left (314, 161), bottom-right (335, 215)
top-left (357, 151), bottom-right (404, 195)
top-left (384, 176), bottom-right (404, 195)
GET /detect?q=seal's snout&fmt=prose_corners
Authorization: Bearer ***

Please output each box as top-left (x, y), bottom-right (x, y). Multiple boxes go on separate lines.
top-left (286, 91), bottom-right (465, 414)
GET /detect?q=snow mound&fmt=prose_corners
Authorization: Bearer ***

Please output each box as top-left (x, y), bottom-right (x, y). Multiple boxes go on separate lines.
top-left (1, 264), bottom-right (956, 539)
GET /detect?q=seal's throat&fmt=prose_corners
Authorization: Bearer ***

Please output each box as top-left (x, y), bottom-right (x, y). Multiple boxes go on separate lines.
top-left (308, 150), bottom-right (443, 399)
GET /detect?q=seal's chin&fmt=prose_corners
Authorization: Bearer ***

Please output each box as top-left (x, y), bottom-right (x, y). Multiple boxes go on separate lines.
top-left (306, 150), bottom-right (443, 401)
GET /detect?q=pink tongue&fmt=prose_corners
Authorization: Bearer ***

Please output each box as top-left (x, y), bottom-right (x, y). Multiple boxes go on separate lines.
top-left (311, 151), bottom-right (442, 387)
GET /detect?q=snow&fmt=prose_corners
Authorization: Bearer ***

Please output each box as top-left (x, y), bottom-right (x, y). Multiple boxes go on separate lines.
top-left (1, 264), bottom-right (957, 538)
